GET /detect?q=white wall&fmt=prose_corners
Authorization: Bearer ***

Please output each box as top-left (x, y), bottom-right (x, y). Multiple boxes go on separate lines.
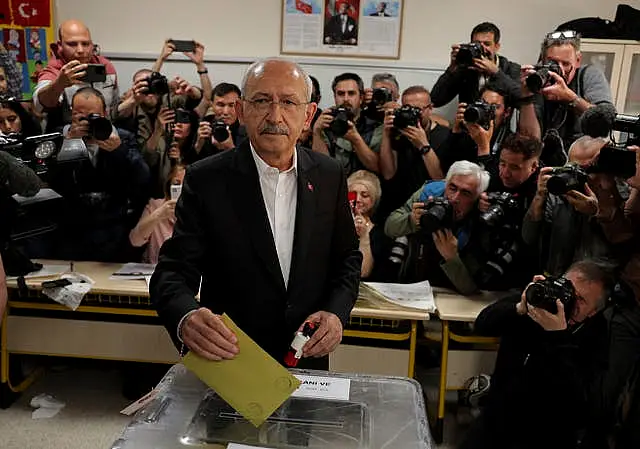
top-left (54, 0), bottom-right (638, 115)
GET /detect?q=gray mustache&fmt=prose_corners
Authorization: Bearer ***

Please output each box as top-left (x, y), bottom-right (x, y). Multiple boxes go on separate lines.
top-left (260, 124), bottom-right (289, 135)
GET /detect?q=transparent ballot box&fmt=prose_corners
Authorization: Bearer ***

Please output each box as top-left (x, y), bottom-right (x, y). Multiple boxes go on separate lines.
top-left (111, 364), bottom-right (433, 449)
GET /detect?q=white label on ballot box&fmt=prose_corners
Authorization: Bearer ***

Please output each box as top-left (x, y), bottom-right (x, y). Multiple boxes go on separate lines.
top-left (291, 375), bottom-right (351, 400)
top-left (227, 444), bottom-right (270, 449)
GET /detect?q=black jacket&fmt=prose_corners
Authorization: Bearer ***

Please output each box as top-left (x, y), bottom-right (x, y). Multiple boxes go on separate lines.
top-left (460, 294), bottom-right (609, 449)
top-left (431, 55), bottom-right (521, 107)
top-left (150, 142), bottom-right (362, 363)
top-left (437, 126), bottom-right (512, 175)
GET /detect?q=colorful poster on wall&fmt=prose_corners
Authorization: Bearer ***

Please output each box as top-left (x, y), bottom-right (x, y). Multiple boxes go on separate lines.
top-left (281, 0), bottom-right (403, 59)
top-left (0, 0), bottom-right (54, 99)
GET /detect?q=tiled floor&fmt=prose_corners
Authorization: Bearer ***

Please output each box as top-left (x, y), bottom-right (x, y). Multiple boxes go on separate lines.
top-left (0, 358), bottom-right (467, 448)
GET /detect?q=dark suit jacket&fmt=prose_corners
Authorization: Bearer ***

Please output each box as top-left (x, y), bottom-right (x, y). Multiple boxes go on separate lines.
top-left (324, 14), bottom-right (358, 43)
top-left (150, 141), bottom-right (362, 362)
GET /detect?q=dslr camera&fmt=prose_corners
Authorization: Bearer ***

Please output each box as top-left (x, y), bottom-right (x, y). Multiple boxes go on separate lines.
top-left (84, 114), bottom-right (112, 141)
top-left (420, 197), bottom-right (454, 233)
top-left (456, 42), bottom-right (489, 67)
top-left (464, 101), bottom-right (496, 129)
top-left (371, 87), bottom-right (393, 107)
top-left (205, 116), bottom-right (230, 142)
top-left (145, 71), bottom-right (170, 96)
top-left (329, 106), bottom-right (355, 137)
top-left (525, 276), bottom-right (576, 316)
top-left (0, 132), bottom-right (62, 179)
top-left (526, 60), bottom-right (563, 93)
top-left (481, 192), bottom-right (519, 227)
top-left (393, 105), bottom-right (422, 130)
top-left (589, 144), bottom-right (637, 179)
top-left (546, 164), bottom-right (588, 196)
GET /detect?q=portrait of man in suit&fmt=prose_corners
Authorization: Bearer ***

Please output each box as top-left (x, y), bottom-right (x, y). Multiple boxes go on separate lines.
top-left (324, 1), bottom-right (359, 46)
top-left (151, 58), bottom-right (362, 370)
top-left (369, 2), bottom-right (390, 16)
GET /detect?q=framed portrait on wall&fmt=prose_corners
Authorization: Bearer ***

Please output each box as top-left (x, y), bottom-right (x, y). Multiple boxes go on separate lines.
top-left (281, 0), bottom-right (403, 59)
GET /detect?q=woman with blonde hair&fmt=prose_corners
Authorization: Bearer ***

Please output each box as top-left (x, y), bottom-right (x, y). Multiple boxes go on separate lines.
top-left (347, 170), bottom-right (393, 280)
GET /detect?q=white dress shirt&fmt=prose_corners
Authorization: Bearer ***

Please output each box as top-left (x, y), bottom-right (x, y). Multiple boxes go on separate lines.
top-left (341, 14), bottom-right (348, 33)
top-left (250, 144), bottom-right (298, 288)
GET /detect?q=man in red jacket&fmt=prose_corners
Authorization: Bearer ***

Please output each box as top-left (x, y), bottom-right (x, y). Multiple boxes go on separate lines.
top-left (33, 19), bottom-right (119, 132)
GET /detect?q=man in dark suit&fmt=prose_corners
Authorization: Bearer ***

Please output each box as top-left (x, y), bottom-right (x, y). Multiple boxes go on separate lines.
top-left (324, 2), bottom-right (358, 45)
top-left (369, 2), bottom-right (390, 17)
top-left (150, 59), bottom-right (362, 369)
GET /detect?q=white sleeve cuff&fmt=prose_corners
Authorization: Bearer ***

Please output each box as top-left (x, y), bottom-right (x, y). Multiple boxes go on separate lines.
top-left (32, 80), bottom-right (53, 113)
top-left (177, 309), bottom-right (199, 342)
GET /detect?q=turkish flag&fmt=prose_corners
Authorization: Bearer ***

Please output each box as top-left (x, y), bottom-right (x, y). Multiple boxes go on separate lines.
top-left (295, 0), bottom-right (312, 14)
top-left (11, 0), bottom-right (51, 27)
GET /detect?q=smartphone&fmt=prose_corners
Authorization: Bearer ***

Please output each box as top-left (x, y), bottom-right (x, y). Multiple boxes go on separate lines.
top-left (347, 191), bottom-right (357, 215)
top-left (169, 39), bottom-right (196, 53)
top-left (170, 184), bottom-right (182, 201)
top-left (81, 64), bottom-right (106, 83)
top-left (42, 278), bottom-right (72, 289)
top-left (174, 109), bottom-right (191, 124)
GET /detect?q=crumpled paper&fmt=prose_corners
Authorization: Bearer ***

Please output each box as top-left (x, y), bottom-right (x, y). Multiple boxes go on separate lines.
top-left (30, 393), bottom-right (66, 419)
top-left (42, 273), bottom-right (94, 311)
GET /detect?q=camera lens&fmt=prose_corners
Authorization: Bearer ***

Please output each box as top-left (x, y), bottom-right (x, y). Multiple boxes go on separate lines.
top-left (481, 206), bottom-right (504, 227)
top-left (86, 114), bottom-right (112, 141)
top-left (464, 106), bottom-right (481, 123)
top-left (212, 121), bottom-right (230, 142)
top-left (525, 283), bottom-right (546, 307)
top-left (526, 72), bottom-right (547, 93)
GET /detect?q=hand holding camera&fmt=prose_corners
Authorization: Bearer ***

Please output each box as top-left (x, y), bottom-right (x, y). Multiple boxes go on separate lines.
top-left (411, 201), bottom-right (426, 227)
top-left (167, 142), bottom-right (181, 161)
top-left (523, 275), bottom-right (573, 331)
top-left (565, 183), bottom-right (598, 216)
top-left (313, 108), bottom-right (334, 135)
top-left (520, 65), bottom-right (537, 97)
top-left (159, 39), bottom-right (176, 61)
top-left (433, 228), bottom-right (458, 262)
top-left (471, 55), bottom-right (498, 75)
top-left (183, 41), bottom-right (205, 67)
top-left (400, 121), bottom-right (429, 150)
top-left (153, 199), bottom-right (177, 222)
top-left (466, 119), bottom-right (494, 155)
top-left (449, 44), bottom-right (461, 70)
top-left (540, 71), bottom-right (576, 104)
top-left (132, 77), bottom-right (150, 103)
top-left (58, 60), bottom-right (88, 88)
top-left (157, 107), bottom-right (176, 131)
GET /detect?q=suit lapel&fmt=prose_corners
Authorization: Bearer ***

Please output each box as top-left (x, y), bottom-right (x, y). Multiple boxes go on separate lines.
top-left (229, 142), bottom-right (286, 292)
top-left (287, 147), bottom-right (318, 295)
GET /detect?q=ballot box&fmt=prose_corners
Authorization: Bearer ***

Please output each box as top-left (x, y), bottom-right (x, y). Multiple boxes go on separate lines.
top-left (111, 364), bottom-right (433, 449)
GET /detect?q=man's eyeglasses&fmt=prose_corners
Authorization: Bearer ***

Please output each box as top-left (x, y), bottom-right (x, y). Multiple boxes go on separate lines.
top-left (545, 30), bottom-right (580, 41)
top-left (244, 98), bottom-right (309, 113)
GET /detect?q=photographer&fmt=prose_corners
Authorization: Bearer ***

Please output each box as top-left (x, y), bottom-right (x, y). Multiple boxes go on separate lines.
top-left (377, 85), bottom-right (450, 221)
top-left (49, 87), bottom-right (149, 262)
top-left (522, 136), bottom-right (614, 277)
top-left (580, 145), bottom-right (640, 448)
top-left (312, 72), bottom-right (382, 175)
top-left (34, 20), bottom-right (119, 131)
top-left (193, 83), bottom-right (247, 160)
top-left (438, 83), bottom-right (513, 176)
top-left (519, 31), bottom-right (613, 161)
top-left (460, 260), bottom-right (612, 449)
top-left (384, 161), bottom-right (493, 294)
top-left (431, 22), bottom-right (521, 108)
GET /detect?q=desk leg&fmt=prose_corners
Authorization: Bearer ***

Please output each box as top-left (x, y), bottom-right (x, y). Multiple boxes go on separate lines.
top-left (434, 320), bottom-right (450, 444)
top-left (0, 308), bottom-right (41, 408)
top-left (408, 320), bottom-right (417, 378)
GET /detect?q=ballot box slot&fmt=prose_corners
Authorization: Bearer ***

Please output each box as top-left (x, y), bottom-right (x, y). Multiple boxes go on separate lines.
top-left (217, 411), bottom-right (347, 429)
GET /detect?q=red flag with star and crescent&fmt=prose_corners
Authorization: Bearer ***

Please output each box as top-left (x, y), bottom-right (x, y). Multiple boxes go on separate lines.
top-left (295, 0), bottom-right (312, 14)
top-left (10, 0), bottom-right (50, 27)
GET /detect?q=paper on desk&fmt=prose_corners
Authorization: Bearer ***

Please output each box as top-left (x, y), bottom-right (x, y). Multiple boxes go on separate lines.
top-left (182, 314), bottom-right (301, 428)
top-left (363, 280), bottom-right (436, 312)
top-left (42, 273), bottom-right (94, 311)
top-left (6, 264), bottom-right (69, 281)
top-left (109, 262), bottom-right (156, 280)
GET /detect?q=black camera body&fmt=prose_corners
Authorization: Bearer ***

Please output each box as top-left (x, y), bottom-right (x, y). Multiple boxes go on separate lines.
top-left (525, 276), bottom-right (576, 316)
top-left (420, 197), bottom-right (454, 234)
top-left (547, 164), bottom-right (588, 196)
top-left (209, 118), bottom-right (230, 142)
top-left (145, 72), bottom-right (170, 96)
top-left (464, 101), bottom-right (496, 129)
top-left (588, 144), bottom-right (637, 179)
top-left (329, 106), bottom-right (355, 137)
top-left (85, 114), bottom-right (112, 141)
top-left (481, 192), bottom-right (520, 227)
top-left (393, 105), bottom-right (422, 130)
top-left (613, 113), bottom-right (640, 146)
top-left (371, 87), bottom-right (393, 106)
top-left (526, 60), bottom-right (563, 93)
top-left (0, 132), bottom-right (62, 179)
top-left (456, 42), bottom-right (488, 66)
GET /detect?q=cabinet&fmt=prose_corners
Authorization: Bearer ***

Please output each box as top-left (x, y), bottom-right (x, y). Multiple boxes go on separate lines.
top-left (581, 39), bottom-right (640, 115)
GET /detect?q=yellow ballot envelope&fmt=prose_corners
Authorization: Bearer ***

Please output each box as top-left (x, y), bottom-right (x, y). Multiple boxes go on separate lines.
top-left (182, 314), bottom-right (301, 427)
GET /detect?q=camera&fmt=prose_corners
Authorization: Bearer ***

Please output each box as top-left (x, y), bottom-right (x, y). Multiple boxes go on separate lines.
top-left (613, 113), bottom-right (640, 146)
top-left (145, 72), bottom-right (170, 96)
top-left (84, 114), bottom-right (112, 141)
top-left (420, 198), bottom-right (454, 234)
top-left (588, 145), bottom-right (637, 179)
top-left (210, 119), bottom-right (230, 143)
top-left (526, 60), bottom-right (563, 93)
top-left (481, 192), bottom-right (520, 227)
top-left (0, 132), bottom-right (62, 178)
top-left (456, 42), bottom-right (488, 66)
top-left (546, 164), bottom-right (588, 196)
top-left (525, 276), bottom-right (576, 316)
top-left (392, 105), bottom-right (422, 130)
top-left (329, 106), bottom-right (355, 137)
top-left (371, 87), bottom-right (393, 107)
top-left (464, 101), bottom-right (496, 129)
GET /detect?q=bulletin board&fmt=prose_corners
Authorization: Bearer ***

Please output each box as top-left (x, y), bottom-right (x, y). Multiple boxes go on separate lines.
top-left (0, 0), bottom-right (55, 99)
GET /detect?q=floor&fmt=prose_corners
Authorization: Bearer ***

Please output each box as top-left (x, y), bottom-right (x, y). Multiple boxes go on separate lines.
top-left (0, 357), bottom-right (468, 449)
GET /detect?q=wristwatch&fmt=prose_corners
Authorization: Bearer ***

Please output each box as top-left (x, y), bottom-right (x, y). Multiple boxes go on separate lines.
top-left (419, 144), bottom-right (432, 155)
top-left (197, 68), bottom-right (209, 75)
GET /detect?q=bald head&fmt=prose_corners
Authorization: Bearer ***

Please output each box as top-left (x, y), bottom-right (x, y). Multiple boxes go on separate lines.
top-left (569, 135), bottom-right (608, 166)
top-left (57, 20), bottom-right (93, 63)
top-left (241, 58), bottom-right (312, 103)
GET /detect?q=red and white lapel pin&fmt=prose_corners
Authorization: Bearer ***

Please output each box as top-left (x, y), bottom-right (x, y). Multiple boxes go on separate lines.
top-left (307, 181), bottom-right (314, 192)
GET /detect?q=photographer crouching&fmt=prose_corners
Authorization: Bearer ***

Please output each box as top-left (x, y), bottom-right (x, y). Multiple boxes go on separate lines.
top-left (460, 260), bottom-right (612, 449)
